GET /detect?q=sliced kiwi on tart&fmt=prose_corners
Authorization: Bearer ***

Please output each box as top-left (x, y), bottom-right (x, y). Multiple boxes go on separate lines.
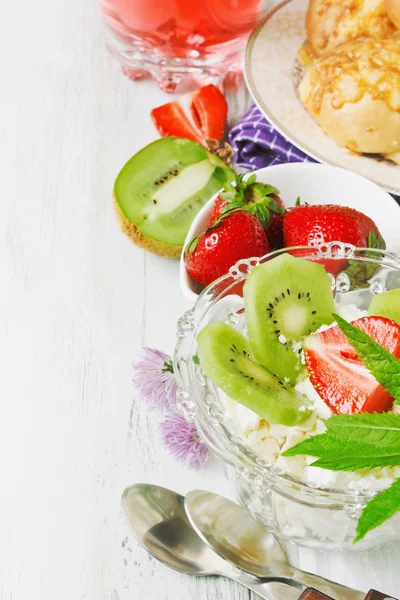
top-left (243, 254), bottom-right (335, 385)
top-left (368, 289), bottom-right (400, 324)
top-left (114, 137), bottom-right (235, 257)
top-left (196, 321), bottom-right (312, 426)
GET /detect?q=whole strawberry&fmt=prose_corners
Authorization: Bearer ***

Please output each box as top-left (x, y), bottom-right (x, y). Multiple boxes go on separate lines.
top-left (185, 210), bottom-right (271, 287)
top-left (210, 174), bottom-right (286, 250)
top-left (265, 194), bottom-right (285, 249)
top-left (283, 204), bottom-right (385, 274)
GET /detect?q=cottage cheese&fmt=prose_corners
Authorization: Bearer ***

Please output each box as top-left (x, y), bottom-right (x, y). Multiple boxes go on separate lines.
top-left (222, 303), bottom-right (400, 492)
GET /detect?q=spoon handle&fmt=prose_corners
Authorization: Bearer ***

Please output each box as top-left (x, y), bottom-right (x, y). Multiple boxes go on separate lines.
top-left (282, 566), bottom-right (366, 600)
top-left (298, 588), bottom-right (397, 600)
top-left (233, 572), bottom-right (300, 600)
top-left (234, 568), bottom-right (365, 600)
top-left (234, 573), bottom-right (396, 600)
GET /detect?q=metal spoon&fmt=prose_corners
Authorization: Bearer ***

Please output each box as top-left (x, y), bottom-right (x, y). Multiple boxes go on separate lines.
top-left (121, 483), bottom-right (292, 599)
top-left (185, 490), bottom-right (365, 600)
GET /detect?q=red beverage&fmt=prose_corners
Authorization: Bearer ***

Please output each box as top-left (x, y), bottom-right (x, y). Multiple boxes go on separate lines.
top-left (100, 0), bottom-right (266, 91)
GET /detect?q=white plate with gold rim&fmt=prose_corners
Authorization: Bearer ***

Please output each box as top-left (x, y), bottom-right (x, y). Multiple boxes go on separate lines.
top-left (244, 0), bottom-right (400, 195)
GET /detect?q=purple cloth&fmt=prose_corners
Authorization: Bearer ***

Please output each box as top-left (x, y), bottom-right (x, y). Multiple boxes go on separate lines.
top-left (229, 104), bottom-right (400, 204)
top-left (229, 104), bottom-right (316, 169)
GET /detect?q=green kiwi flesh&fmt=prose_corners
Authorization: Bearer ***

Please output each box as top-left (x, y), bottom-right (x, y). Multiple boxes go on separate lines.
top-left (368, 289), bottom-right (400, 324)
top-left (244, 254), bottom-right (335, 385)
top-left (114, 137), bottom-right (235, 247)
top-left (196, 321), bottom-right (312, 426)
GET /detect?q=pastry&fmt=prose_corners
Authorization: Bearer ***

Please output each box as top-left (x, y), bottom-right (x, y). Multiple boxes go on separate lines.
top-left (299, 33), bottom-right (400, 163)
top-left (385, 0), bottom-right (400, 27)
top-left (306, 0), bottom-right (396, 57)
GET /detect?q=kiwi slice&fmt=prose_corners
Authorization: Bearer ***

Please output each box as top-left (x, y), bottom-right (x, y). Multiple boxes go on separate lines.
top-left (244, 254), bottom-right (335, 385)
top-left (369, 289), bottom-right (400, 324)
top-left (114, 137), bottom-right (235, 257)
top-left (197, 321), bottom-right (312, 426)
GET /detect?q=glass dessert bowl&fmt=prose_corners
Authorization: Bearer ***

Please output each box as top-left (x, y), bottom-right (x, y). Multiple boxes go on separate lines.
top-left (174, 242), bottom-right (400, 552)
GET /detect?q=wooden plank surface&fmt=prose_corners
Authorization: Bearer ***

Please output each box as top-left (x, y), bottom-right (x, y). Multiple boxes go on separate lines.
top-left (1, 0), bottom-right (400, 598)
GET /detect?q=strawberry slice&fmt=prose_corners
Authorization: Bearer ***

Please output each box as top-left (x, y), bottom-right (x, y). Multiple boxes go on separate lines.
top-left (151, 84), bottom-right (228, 146)
top-left (303, 316), bottom-right (400, 415)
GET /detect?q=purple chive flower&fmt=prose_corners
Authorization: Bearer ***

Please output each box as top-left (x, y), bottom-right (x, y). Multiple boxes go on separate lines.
top-left (161, 412), bottom-right (208, 470)
top-left (132, 347), bottom-right (177, 409)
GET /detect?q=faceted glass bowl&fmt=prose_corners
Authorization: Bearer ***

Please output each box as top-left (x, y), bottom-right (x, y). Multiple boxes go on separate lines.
top-left (174, 242), bottom-right (400, 551)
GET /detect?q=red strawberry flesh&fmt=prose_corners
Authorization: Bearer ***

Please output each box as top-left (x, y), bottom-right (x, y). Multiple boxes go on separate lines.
top-left (303, 316), bottom-right (400, 414)
top-left (151, 84), bottom-right (227, 145)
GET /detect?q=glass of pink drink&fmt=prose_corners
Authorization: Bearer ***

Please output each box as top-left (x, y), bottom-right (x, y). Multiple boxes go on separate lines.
top-left (100, 0), bottom-right (272, 91)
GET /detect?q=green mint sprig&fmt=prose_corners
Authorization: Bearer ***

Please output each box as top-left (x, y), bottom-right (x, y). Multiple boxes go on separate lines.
top-left (354, 478), bottom-right (400, 543)
top-left (283, 413), bottom-right (400, 470)
top-left (283, 315), bottom-right (400, 543)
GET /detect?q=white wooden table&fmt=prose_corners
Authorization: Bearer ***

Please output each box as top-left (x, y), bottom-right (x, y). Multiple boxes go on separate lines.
top-left (1, 1), bottom-right (400, 598)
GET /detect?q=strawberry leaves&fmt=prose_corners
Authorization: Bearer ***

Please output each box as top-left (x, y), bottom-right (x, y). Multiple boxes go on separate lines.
top-left (211, 174), bottom-right (286, 250)
top-left (218, 173), bottom-right (283, 230)
top-left (254, 204), bottom-right (272, 230)
top-left (345, 230), bottom-right (387, 286)
top-left (368, 229), bottom-right (386, 251)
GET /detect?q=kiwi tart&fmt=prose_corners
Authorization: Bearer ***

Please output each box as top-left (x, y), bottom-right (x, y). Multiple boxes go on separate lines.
top-left (114, 137), bottom-right (235, 258)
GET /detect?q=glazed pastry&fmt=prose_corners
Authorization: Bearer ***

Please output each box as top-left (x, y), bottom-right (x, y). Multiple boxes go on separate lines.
top-left (385, 0), bottom-right (400, 27)
top-left (299, 33), bottom-right (400, 163)
top-left (306, 0), bottom-right (396, 57)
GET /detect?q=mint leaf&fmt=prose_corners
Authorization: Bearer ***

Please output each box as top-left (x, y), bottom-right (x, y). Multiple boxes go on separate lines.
top-left (311, 445), bottom-right (400, 471)
top-left (355, 478), bottom-right (400, 542)
top-left (282, 430), bottom-right (400, 470)
top-left (284, 414), bottom-right (400, 459)
top-left (325, 413), bottom-right (400, 446)
top-left (334, 314), bottom-right (400, 403)
top-left (282, 433), bottom-right (345, 457)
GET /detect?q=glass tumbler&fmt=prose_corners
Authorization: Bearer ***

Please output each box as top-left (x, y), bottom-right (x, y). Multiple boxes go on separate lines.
top-left (100, 0), bottom-right (274, 91)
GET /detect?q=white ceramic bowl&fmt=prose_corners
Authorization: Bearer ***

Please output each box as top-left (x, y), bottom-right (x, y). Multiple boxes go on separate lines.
top-left (179, 162), bottom-right (400, 302)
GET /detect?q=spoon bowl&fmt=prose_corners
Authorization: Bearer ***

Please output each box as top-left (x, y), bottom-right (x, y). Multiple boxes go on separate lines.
top-left (121, 483), bottom-right (238, 577)
top-left (122, 483), bottom-right (364, 600)
top-left (185, 489), bottom-right (288, 578)
top-left (185, 489), bottom-right (364, 600)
